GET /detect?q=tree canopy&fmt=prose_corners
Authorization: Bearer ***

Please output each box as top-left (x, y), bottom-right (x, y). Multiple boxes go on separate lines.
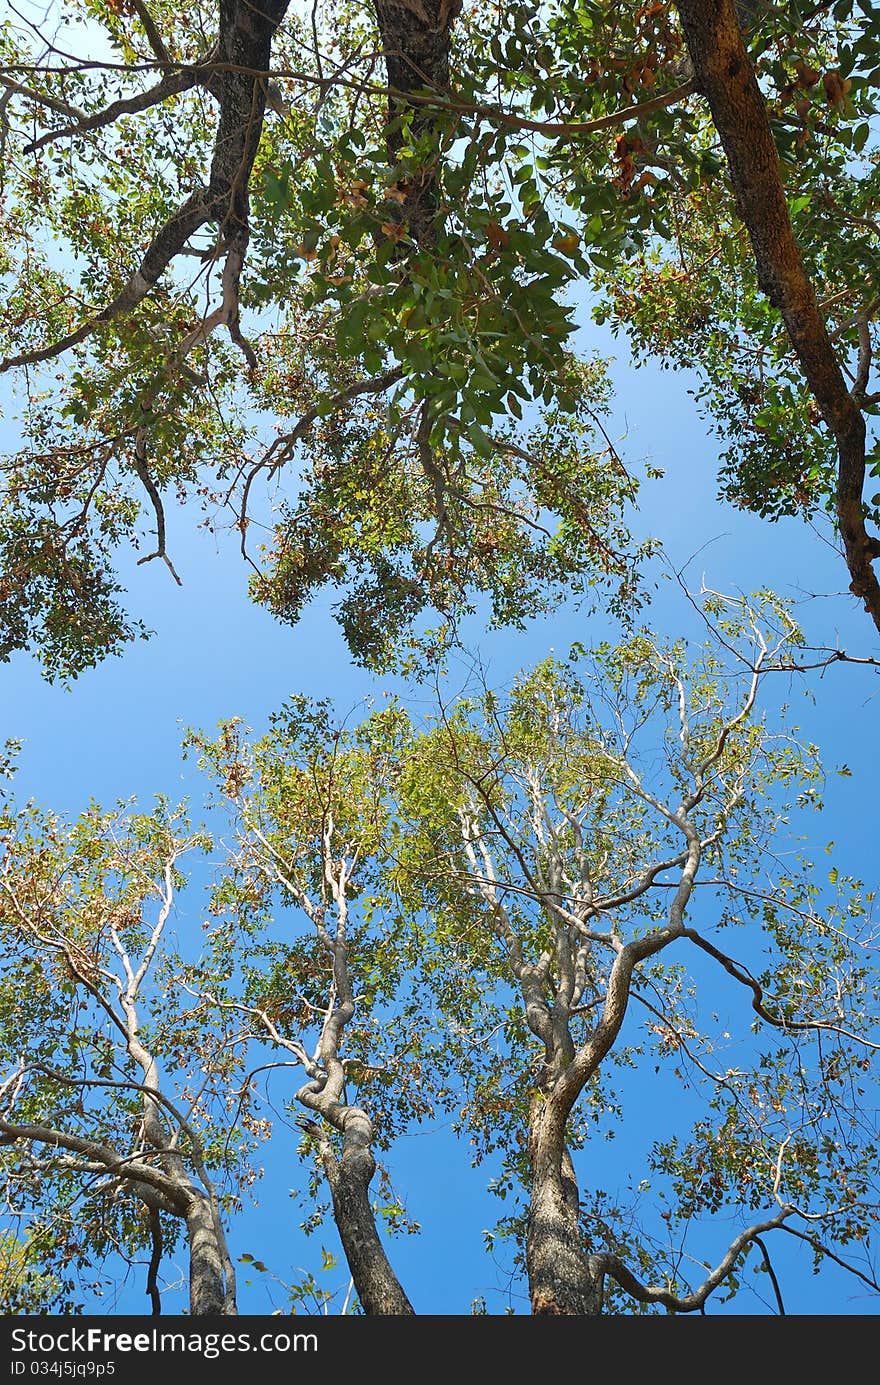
top-left (3, 0), bottom-right (880, 675)
top-left (1, 0), bottom-right (880, 1319)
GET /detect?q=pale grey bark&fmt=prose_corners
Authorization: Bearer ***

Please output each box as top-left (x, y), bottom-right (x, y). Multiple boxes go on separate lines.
top-left (0, 843), bottom-right (237, 1315)
top-left (186, 1189), bottom-right (234, 1316)
top-left (454, 624), bottom-right (781, 1314)
top-left (231, 810), bottom-right (414, 1314)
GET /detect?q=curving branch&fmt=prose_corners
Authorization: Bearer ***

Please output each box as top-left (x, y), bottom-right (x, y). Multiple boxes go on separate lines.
top-left (0, 1114), bottom-right (186, 1209)
top-left (549, 835), bottom-right (699, 1127)
top-left (236, 365), bottom-right (405, 556)
top-left (460, 79), bottom-right (695, 142)
top-left (752, 1235), bottom-right (786, 1315)
top-left (177, 240), bottom-right (256, 367)
top-left (681, 926), bottom-right (880, 1050)
top-left (133, 425), bottom-right (183, 584)
top-left (252, 364), bottom-right (405, 474)
top-left (23, 69), bottom-right (199, 154)
top-left (592, 1207), bottom-right (794, 1312)
top-left (26, 1065), bottom-right (212, 1161)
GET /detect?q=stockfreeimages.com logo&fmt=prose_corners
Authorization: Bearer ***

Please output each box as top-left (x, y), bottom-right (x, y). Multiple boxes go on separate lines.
top-left (10, 1327), bottom-right (317, 1362)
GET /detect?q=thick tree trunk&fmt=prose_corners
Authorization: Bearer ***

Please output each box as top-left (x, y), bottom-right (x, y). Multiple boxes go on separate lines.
top-left (371, 0), bottom-right (461, 247)
top-left (676, 0), bottom-right (880, 631)
top-left (185, 1191), bottom-right (234, 1315)
top-left (321, 1111), bottom-right (415, 1315)
top-left (526, 1101), bottom-right (602, 1315)
top-left (206, 0), bottom-right (292, 255)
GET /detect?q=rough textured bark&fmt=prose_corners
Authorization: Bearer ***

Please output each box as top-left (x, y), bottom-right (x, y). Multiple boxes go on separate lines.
top-left (208, 0), bottom-right (290, 242)
top-left (676, 0), bottom-right (880, 633)
top-left (185, 1190), bottom-right (235, 1316)
top-left (527, 1102), bottom-right (602, 1316)
top-left (514, 835), bottom-right (697, 1313)
top-left (318, 1109), bottom-right (415, 1315)
top-left (372, 0), bottom-right (461, 246)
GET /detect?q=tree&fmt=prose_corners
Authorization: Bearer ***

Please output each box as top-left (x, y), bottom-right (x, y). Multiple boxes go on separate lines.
top-left (377, 590), bottom-right (880, 1313)
top-left (1, 593), bottom-right (877, 1314)
top-left (0, 796), bottom-right (240, 1314)
top-left (0, 708), bottom-right (443, 1315)
top-left (3, 0), bottom-right (880, 1324)
top-left (4, 1), bottom-right (880, 678)
top-left (184, 700), bottom-right (426, 1316)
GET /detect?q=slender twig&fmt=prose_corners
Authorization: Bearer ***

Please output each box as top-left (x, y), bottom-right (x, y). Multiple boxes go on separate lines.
top-left (132, 427), bottom-right (183, 585)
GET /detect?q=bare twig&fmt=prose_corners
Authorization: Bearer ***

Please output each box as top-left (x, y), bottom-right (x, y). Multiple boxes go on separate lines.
top-left (132, 426), bottom-right (183, 585)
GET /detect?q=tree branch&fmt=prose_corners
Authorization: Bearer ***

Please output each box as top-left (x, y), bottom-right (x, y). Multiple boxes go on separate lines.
top-left (26, 1064), bottom-right (210, 1160)
top-left (146, 1204), bottom-right (163, 1315)
top-left (681, 926), bottom-right (880, 1049)
top-left (0, 1116), bottom-right (186, 1209)
top-left (592, 1207), bottom-right (793, 1312)
top-left (131, 1), bottom-right (173, 65)
top-left (177, 240), bottom-right (256, 367)
top-left (0, 74), bottom-right (86, 121)
top-left (752, 1235), bottom-right (785, 1315)
top-left (237, 365), bottom-right (404, 556)
top-left (133, 426), bottom-right (183, 585)
top-left (676, 0), bottom-right (880, 631)
top-left (0, 187), bottom-right (213, 374)
top-left (1, 1), bottom-right (294, 377)
top-left (23, 70), bottom-right (197, 154)
top-left (853, 314), bottom-right (873, 400)
top-left (462, 79), bottom-right (695, 142)
top-left (778, 1223), bottom-right (880, 1294)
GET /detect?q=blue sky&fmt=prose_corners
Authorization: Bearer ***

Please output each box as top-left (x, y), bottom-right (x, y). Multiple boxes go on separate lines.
top-left (2, 308), bottom-right (880, 1315)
